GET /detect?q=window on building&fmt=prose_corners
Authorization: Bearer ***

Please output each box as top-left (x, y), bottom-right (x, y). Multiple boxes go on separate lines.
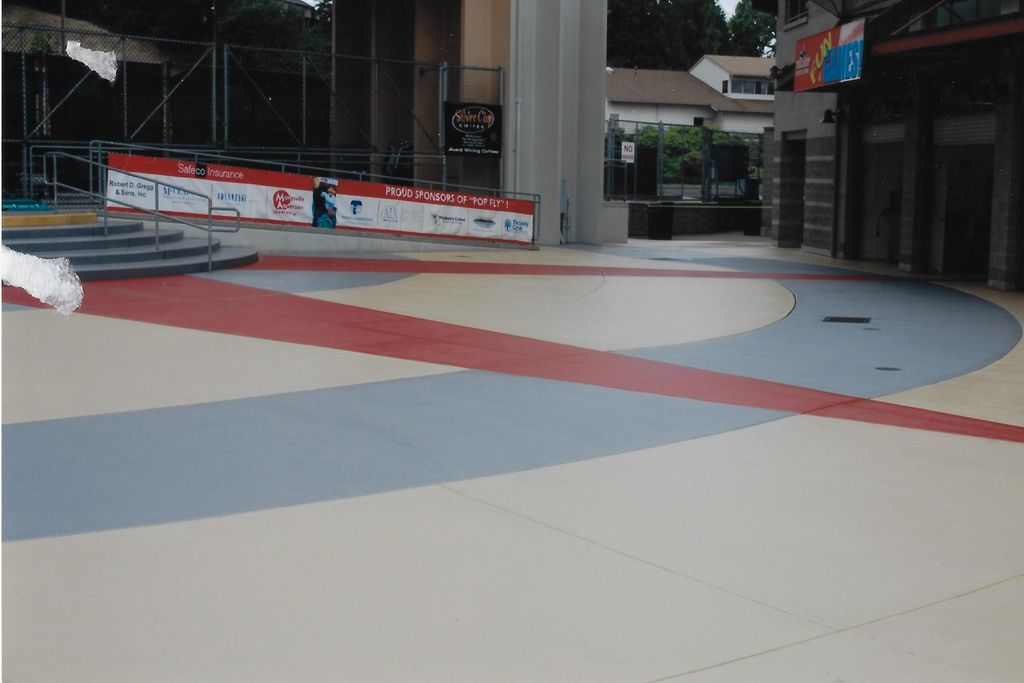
top-left (786, 0), bottom-right (808, 21)
top-left (722, 80), bottom-right (729, 93)
top-left (731, 79), bottom-right (769, 95)
top-left (926, 0), bottom-right (1003, 27)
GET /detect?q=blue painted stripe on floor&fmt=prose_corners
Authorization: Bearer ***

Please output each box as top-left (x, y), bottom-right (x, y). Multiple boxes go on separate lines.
top-left (572, 245), bottom-right (868, 275)
top-left (193, 269), bottom-right (414, 293)
top-left (2, 372), bottom-right (787, 541)
top-left (628, 280), bottom-right (1021, 398)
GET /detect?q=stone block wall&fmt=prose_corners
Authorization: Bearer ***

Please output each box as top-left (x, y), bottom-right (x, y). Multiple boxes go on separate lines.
top-left (802, 136), bottom-right (836, 254)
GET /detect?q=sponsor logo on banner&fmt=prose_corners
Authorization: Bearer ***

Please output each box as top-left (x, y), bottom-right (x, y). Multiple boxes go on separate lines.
top-left (429, 212), bottom-right (467, 235)
top-left (273, 190), bottom-right (294, 210)
top-left (338, 195), bottom-right (378, 226)
top-left (504, 218), bottom-right (530, 235)
top-left (469, 212), bottom-right (499, 236)
top-left (377, 201), bottom-right (423, 227)
top-left (270, 189), bottom-right (307, 219)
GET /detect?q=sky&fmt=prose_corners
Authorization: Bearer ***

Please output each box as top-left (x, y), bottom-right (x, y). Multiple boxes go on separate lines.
top-left (718, 0), bottom-right (741, 17)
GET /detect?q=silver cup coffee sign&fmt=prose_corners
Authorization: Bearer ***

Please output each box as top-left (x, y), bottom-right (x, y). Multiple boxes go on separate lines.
top-left (444, 102), bottom-right (502, 157)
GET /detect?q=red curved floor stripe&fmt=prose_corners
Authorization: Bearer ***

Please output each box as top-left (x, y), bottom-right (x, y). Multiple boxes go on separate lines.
top-left (5, 277), bottom-right (1022, 443)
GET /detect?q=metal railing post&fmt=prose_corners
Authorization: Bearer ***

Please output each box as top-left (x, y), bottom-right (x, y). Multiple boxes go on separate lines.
top-left (52, 154), bottom-right (58, 209)
top-left (154, 181), bottom-right (161, 248)
top-left (301, 55), bottom-right (308, 147)
top-left (211, 43), bottom-right (218, 146)
top-left (223, 44), bottom-right (230, 147)
top-left (208, 198), bottom-right (214, 271)
top-left (122, 36), bottom-right (128, 140)
top-left (498, 66), bottom-right (504, 192)
top-left (657, 121), bottom-right (664, 200)
top-left (20, 29), bottom-right (29, 198)
top-left (102, 159), bottom-right (109, 236)
top-left (439, 61), bottom-right (448, 189)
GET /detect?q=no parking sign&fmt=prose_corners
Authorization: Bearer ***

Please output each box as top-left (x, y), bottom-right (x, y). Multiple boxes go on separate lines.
top-left (621, 141), bottom-right (635, 164)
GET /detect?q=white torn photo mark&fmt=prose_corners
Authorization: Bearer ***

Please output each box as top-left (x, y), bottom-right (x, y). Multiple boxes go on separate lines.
top-left (66, 40), bottom-right (118, 83)
top-left (1, 244), bottom-right (84, 316)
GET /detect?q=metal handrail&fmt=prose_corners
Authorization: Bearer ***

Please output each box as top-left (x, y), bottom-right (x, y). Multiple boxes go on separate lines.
top-left (42, 151), bottom-right (241, 272)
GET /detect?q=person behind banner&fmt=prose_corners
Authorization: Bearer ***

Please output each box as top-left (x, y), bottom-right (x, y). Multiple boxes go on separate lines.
top-left (317, 183), bottom-right (337, 228)
top-left (311, 177), bottom-right (326, 227)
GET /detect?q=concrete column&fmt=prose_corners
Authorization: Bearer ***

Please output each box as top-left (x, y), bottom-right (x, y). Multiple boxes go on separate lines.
top-left (898, 73), bottom-right (934, 274)
top-left (988, 61), bottom-right (1023, 291)
top-left (760, 126), bottom-right (775, 235)
top-left (564, 0), bottom-right (607, 245)
top-left (505, 0), bottom-right (606, 246)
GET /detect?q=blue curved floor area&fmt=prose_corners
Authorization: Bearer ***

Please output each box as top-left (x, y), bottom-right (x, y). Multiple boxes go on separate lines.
top-left (2, 373), bottom-right (786, 540)
top-left (628, 280), bottom-right (1021, 398)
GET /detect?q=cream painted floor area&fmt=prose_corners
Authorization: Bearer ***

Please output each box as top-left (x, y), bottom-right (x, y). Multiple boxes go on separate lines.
top-left (1, 309), bottom-right (457, 423)
top-left (309, 274), bottom-right (793, 350)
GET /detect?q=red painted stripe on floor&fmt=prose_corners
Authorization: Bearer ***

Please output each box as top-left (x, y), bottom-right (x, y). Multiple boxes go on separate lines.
top-left (245, 256), bottom-right (889, 281)
top-left (5, 278), bottom-right (1022, 443)
top-left (810, 399), bottom-right (1024, 443)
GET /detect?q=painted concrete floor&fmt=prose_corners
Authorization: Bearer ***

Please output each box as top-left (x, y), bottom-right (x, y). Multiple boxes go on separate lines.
top-left (3, 235), bottom-right (1024, 681)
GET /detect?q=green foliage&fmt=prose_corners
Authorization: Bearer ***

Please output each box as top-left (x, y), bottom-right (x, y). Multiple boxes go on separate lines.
top-left (219, 0), bottom-right (304, 48)
top-left (727, 0), bottom-right (776, 57)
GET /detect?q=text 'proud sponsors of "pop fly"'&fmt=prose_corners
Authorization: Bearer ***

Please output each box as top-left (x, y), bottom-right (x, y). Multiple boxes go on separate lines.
top-left (384, 185), bottom-right (512, 210)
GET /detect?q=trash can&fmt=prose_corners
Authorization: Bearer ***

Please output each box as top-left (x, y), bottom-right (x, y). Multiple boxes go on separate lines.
top-left (738, 177), bottom-right (760, 200)
top-left (647, 202), bottom-right (674, 240)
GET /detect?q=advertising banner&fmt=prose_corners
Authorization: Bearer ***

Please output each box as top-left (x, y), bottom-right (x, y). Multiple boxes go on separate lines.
top-left (105, 153), bottom-right (312, 225)
top-left (334, 181), bottom-right (535, 244)
top-left (105, 154), bottom-right (534, 245)
top-left (444, 102), bottom-right (502, 157)
top-left (794, 19), bottom-right (865, 92)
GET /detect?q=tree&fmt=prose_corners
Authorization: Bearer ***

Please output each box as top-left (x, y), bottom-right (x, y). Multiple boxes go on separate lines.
top-left (727, 0), bottom-right (776, 57)
top-left (607, 0), bottom-right (729, 70)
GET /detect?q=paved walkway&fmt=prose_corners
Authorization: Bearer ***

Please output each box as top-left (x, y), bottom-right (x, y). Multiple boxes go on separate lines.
top-left (3, 236), bottom-right (1023, 681)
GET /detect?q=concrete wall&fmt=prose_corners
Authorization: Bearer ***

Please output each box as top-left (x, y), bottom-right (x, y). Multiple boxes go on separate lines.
top-left (215, 225), bottom-right (496, 255)
top-left (505, 0), bottom-right (607, 245)
top-left (689, 59), bottom-right (729, 94)
top-left (718, 111), bottom-right (773, 134)
top-left (606, 102), bottom-right (715, 127)
top-left (600, 202), bottom-right (629, 243)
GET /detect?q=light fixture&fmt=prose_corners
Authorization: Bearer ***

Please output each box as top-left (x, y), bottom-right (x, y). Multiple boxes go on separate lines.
top-left (821, 108), bottom-right (841, 124)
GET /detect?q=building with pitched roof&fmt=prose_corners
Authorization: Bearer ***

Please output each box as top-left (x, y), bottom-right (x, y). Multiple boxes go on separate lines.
top-left (605, 65), bottom-right (774, 134)
top-left (690, 55), bottom-right (776, 100)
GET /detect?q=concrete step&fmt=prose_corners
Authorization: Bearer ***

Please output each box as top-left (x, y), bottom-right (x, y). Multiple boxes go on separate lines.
top-left (3, 228), bottom-right (184, 253)
top-left (74, 247), bottom-right (260, 281)
top-left (27, 238), bottom-right (222, 266)
top-left (1, 220), bottom-right (144, 239)
top-left (1, 211), bottom-right (97, 227)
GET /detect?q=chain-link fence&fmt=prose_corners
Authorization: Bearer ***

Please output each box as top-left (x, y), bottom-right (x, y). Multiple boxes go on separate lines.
top-left (604, 117), bottom-right (764, 203)
top-left (2, 22), bottom-right (504, 199)
top-left (3, 23), bottom-right (216, 197)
